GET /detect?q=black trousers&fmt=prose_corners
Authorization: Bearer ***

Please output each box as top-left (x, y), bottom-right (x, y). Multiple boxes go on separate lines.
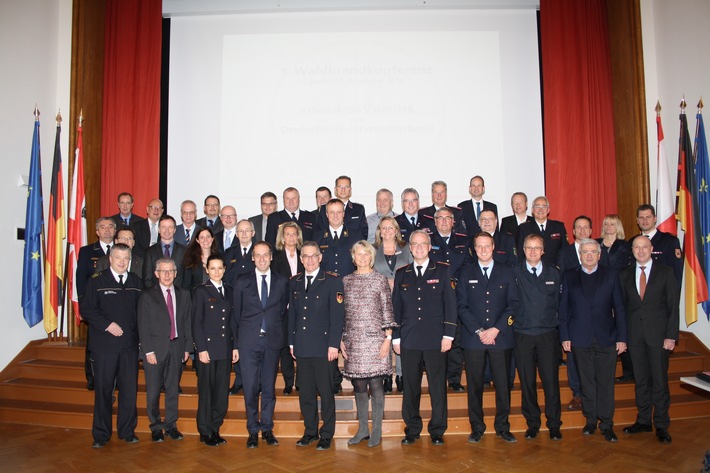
top-left (446, 324), bottom-right (464, 385)
top-left (296, 356), bottom-right (336, 439)
top-left (241, 337), bottom-right (280, 434)
top-left (514, 330), bottom-right (562, 429)
top-left (143, 339), bottom-right (183, 433)
top-left (464, 348), bottom-right (512, 433)
top-left (195, 357), bottom-right (231, 436)
top-left (573, 343), bottom-right (617, 430)
top-left (628, 342), bottom-right (671, 428)
top-left (92, 350), bottom-right (138, 442)
top-left (400, 347), bottom-right (448, 437)
top-left (280, 315), bottom-right (295, 388)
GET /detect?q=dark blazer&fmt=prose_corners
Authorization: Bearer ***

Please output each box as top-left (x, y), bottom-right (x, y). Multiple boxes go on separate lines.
top-left (456, 262), bottom-right (518, 349)
top-left (272, 249), bottom-right (304, 278)
top-left (288, 270), bottom-right (345, 358)
top-left (175, 223), bottom-right (200, 247)
top-left (130, 218), bottom-right (158, 259)
top-left (265, 209), bottom-right (316, 246)
top-left (77, 241), bottom-right (109, 297)
top-left (620, 262), bottom-right (679, 346)
top-left (500, 214), bottom-right (533, 241)
top-left (95, 253), bottom-right (144, 279)
top-left (557, 241), bottom-right (611, 273)
top-left (183, 264), bottom-right (209, 291)
top-left (80, 270), bottom-right (143, 353)
top-left (597, 238), bottom-right (631, 272)
top-left (558, 266), bottom-right (627, 347)
top-left (469, 231), bottom-right (517, 268)
top-left (195, 216), bottom-right (223, 234)
top-left (214, 228), bottom-right (240, 254)
top-left (395, 212), bottom-right (426, 242)
top-left (315, 227), bottom-right (357, 276)
top-left (458, 199), bottom-right (498, 237)
top-left (137, 284), bottom-right (193, 361)
top-left (628, 231), bottom-right (683, 288)
top-left (420, 204), bottom-right (466, 235)
top-left (315, 201), bottom-right (369, 240)
top-left (392, 260), bottom-right (458, 350)
top-left (110, 212), bottom-right (144, 227)
top-left (429, 231), bottom-right (470, 277)
top-left (142, 240), bottom-right (187, 289)
top-left (233, 271), bottom-right (289, 351)
top-left (192, 283), bottom-right (237, 360)
top-left (249, 214), bottom-right (267, 242)
top-left (517, 219), bottom-right (568, 266)
top-left (225, 244), bottom-right (256, 285)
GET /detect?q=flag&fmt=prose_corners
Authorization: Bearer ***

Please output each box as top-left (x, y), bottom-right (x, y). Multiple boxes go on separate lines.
top-left (43, 118), bottom-right (65, 333)
top-left (676, 110), bottom-right (708, 326)
top-left (694, 109), bottom-right (710, 319)
top-left (67, 119), bottom-right (87, 325)
top-left (21, 112), bottom-right (44, 327)
top-left (656, 109), bottom-right (677, 235)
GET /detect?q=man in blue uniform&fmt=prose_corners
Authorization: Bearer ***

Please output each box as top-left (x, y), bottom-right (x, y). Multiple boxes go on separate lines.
top-left (420, 180), bottom-right (466, 235)
top-left (516, 196), bottom-right (568, 265)
top-left (395, 188), bottom-right (426, 242)
top-left (316, 199), bottom-right (357, 277)
top-left (315, 176), bottom-right (368, 240)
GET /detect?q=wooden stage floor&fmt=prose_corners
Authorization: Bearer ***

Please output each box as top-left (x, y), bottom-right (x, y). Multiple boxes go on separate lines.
top-left (2, 418), bottom-right (709, 473)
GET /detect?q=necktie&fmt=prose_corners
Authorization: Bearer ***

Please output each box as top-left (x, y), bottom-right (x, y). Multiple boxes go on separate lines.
top-left (410, 216), bottom-right (415, 227)
top-left (105, 244), bottom-right (111, 255)
top-left (260, 275), bottom-right (268, 333)
top-left (166, 288), bottom-right (177, 340)
top-left (482, 266), bottom-right (489, 283)
top-left (185, 228), bottom-right (191, 241)
top-left (150, 223), bottom-right (157, 244)
top-left (118, 274), bottom-right (124, 286)
top-left (306, 275), bottom-right (313, 292)
top-left (476, 201), bottom-right (481, 219)
top-left (445, 237), bottom-right (450, 246)
top-left (243, 247), bottom-right (247, 256)
top-left (164, 244), bottom-right (170, 258)
top-left (531, 266), bottom-right (537, 277)
top-left (218, 286), bottom-right (224, 298)
top-left (124, 218), bottom-right (129, 225)
top-left (225, 231), bottom-right (232, 249)
top-left (291, 212), bottom-right (297, 221)
top-left (333, 231), bottom-right (339, 243)
top-left (539, 224), bottom-right (545, 234)
top-left (639, 266), bottom-right (647, 300)
top-left (207, 219), bottom-right (213, 228)
top-left (417, 265), bottom-right (423, 278)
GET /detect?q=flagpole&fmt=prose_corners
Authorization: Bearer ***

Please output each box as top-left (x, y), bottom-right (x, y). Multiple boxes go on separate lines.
top-left (55, 110), bottom-right (65, 341)
top-left (655, 100), bottom-right (661, 215)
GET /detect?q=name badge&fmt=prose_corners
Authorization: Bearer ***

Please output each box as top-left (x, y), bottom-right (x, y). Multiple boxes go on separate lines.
top-left (427, 279), bottom-right (439, 284)
top-left (545, 281), bottom-right (555, 285)
top-left (469, 280), bottom-right (478, 284)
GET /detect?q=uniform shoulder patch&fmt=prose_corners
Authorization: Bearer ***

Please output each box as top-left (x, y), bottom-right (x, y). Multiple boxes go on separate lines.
top-left (326, 271), bottom-right (341, 278)
top-left (336, 292), bottom-right (344, 303)
top-left (675, 249), bottom-right (682, 259)
top-left (450, 278), bottom-right (457, 289)
top-left (508, 315), bottom-right (514, 326)
top-left (92, 272), bottom-right (102, 278)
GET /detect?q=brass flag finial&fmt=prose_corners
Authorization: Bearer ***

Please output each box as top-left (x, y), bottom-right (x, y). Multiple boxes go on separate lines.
top-left (699, 97), bottom-right (704, 111)
top-left (655, 100), bottom-right (662, 115)
top-left (34, 104), bottom-right (40, 121)
top-left (56, 109), bottom-right (62, 125)
top-left (680, 96), bottom-right (687, 112)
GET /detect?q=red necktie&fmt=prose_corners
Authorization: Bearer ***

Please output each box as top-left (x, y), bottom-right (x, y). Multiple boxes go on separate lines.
top-left (639, 266), bottom-right (647, 300)
top-left (166, 288), bottom-right (176, 340)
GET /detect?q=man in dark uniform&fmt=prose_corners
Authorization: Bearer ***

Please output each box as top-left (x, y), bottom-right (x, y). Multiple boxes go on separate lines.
top-left (513, 234), bottom-right (563, 440)
top-left (316, 199), bottom-right (358, 277)
top-left (315, 176), bottom-right (368, 240)
top-left (420, 180), bottom-right (466, 235)
top-left (516, 196), bottom-right (568, 265)
top-left (458, 232), bottom-right (518, 444)
top-left (395, 188), bottom-right (426, 242)
top-left (110, 192), bottom-right (144, 227)
top-left (95, 227), bottom-right (143, 278)
top-left (500, 192), bottom-right (533, 241)
top-left (477, 209), bottom-right (517, 267)
top-left (313, 186), bottom-right (331, 213)
top-left (265, 187), bottom-right (316, 245)
top-left (393, 230), bottom-right (457, 446)
top-left (80, 244), bottom-right (143, 448)
top-left (288, 241), bottom-right (345, 451)
top-left (458, 175), bottom-right (498, 237)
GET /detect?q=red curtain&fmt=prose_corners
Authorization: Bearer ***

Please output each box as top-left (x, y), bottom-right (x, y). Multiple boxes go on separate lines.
top-left (540, 0), bottom-right (617, 239)
top-left (101, 0), bottom-right (161, 217)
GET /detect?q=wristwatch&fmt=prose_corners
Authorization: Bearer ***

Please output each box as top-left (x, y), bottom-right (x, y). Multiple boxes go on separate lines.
top-left (385, 335), bottom-right (392, 340)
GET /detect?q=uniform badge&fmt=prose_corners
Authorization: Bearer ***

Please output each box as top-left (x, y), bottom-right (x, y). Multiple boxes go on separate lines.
top-left (675, 249), bottom-right (682, 259)
top-left (508, 315), bottom-right (514, 326)
top-left (336, 292), bottom-right (344, 304)
top-left (450, 278), bottom-right (457, 289)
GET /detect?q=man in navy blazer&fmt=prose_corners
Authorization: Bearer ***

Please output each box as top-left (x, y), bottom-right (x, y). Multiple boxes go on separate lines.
top-left (457, 175), bottom-right (498, 237)
top-left (110, 192), bottom-right (144, 227)
top-left (457, 232), bottom-right (519, 443)
top-left (174, 200), bottom-right (200, 247)
top-left (559, 239), bottom-right (627, 442)
top-left (315, 175), bottom-right (368, 240)
top-left (233, 241), bottom-right (289, 448)
top-left (265, 187), bottom-right (316, 245)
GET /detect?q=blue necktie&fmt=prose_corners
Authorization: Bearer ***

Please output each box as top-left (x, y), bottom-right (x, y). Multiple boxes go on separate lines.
top-left (476, 201), bottom-right (481, 220)
top-left (260, 275), bottom-right (268, 333)
top-left (482, 266), bottom-right (489, 284)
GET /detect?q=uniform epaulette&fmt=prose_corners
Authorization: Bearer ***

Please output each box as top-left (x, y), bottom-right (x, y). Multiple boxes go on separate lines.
top-left (423, 214), bottom-right (435, 220)
top-left (437, 261), bottom-right (451, 266)
top-left (454, 232), bottom-right (467, 237)
top-left (325, 271), bottom-right (341, 278)
top-left (92, 272), bottom-right (102, 278)
top-left (291, 272), bottom-right (303, 279)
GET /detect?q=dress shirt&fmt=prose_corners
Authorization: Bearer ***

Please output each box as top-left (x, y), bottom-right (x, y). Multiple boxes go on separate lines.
top-left (581, 264), bottom-right (598, 275)
top-left (109, 268), bottom-right (127, 284)
top-left (256, 269), bottom-right (272, 300)
top-left (285, 248), bottom-right (298, 275)
top-left (525, 262), bottom-right (542, 275)
top-left (635, 259), bottom-right (653, 294)
top-left (329, 225), bottom-right (344, 239)
top-left (100, 241), bottom-right (112, 255)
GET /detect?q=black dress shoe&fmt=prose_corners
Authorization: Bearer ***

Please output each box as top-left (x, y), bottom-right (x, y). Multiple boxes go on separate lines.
top-left (601, 428), bottom-right (618, 442)
top-left (165, 428), bottom-right (183, 440)
top-left (549, 428), bottom-right (563, 440)
top-left (384, 376), bottom-right (393, 393)
top-left (315, 438), bottom-right (331, 450)
top-left (229, 384), bottom-right (243, 395)
top-left (582, 424), bottom-right (596, 436)
top-left (152, 431), bottom-right (164, 442)
top-left (213, 433), bottom-right (227, 445)
top-left (401, 433), bottom-right (420, 445)
top-left (87, 380), bottom-right (95, 391)
top-left (262, 430), bottom-right (279, 446)
top-left (468, 431), bottom-right (484, 443)
top-left (524, 427), bottom-right (539, 439)
top-left (656, 428), bottom-right (672, 444)
top-left (615, 375), bottom-right (634, 383)
top-left (395, 375), bottom-right (403, 392)
top-left (122, 434), bottom-right (139, 443)
top-left (623, 422), bottom-right (653, 434)
top-left (283, 386), bottom-right (293, 395)
top-left (431, 435), bottom-right (445, 445)
top-left (92, 440), bottom-right (106, 448)
top-left (200, 434), bottom-right (218, 447)
top-left (497, 431), bottom-right (517, 443)
top-left (247, 433), bottom-right (259, 448)
top-left (178, 385), bottom-right (183, 394)
top-left (449, 382), bottom-right (465, 393)
top-left (296, 434), bottom-right (319, 447)
top-left (334, 383), bottom-right (342, 394)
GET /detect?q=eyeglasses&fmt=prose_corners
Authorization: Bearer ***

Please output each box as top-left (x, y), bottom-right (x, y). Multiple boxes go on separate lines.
top-left (302, 254), bottom-right (320, 259)
top-left (221, 214), bottom-right (237, 219)
top-left (148, 205), bottom-right (163, 211)
top-left (261, 201), bottom-right (277, 206)
top-left (524, 246), bottom-right (544, 252)
top-left (532, 205), bottom-right (549, 210)
top-left (479, 217), bottom-right (496, 222)
top-left (580, 250), bottom-right (600, 255)
top-left (156, 269), bottom-right (176, 275)
top-left (435, 216), bottom-right (453, 221)
top-left (410, 242), bottom-right (430, 248)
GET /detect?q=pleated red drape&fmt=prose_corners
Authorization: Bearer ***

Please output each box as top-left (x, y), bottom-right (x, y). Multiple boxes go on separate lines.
top-left (100, 0), bottom-right (162, 217)
top-left (540, 0), bottom-right (618, 239)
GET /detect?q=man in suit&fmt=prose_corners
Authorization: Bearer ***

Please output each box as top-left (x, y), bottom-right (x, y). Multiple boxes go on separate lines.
top-left (265, 187), bottom-right (316, 245)
top-left (131, 198), bottom-right (164, 259)
top-left (175, 199), bottom-right (200, 247)
top-left (395, 187), bottom-right (426, 243)
top-left (366, 188), bottom-right (397, 243)
top-left (80, 244), bottom-right (143, 448)
top-left (457, 232), bottom-right (518, 443)
top-left (420, 180), bottom-right (466, 235)
top-left (95, 227), bottom-right (143, 278)
top-left (196, 195), bottom-right (223, 233)
top-left (500, 192), bottom-right (533, 241)
top-left (77, 216), bottom-right (117, 391)
top-left (313, 186), bottom-right (331, 213)
top-left (192, 254), bottom-right (238, 447)
top-left (249, 191), bottom-right (278, 242)
top-left (478, 209), bottom-right (517, 267)
top-left (110, 192), bottom-right (144, 227)
top-left (620, 235), bottom-right (678, 444)
top-left (559, 239), bottom-right (627, 442)
top-left (458, 175), bottom-right (498, 237)
top-left (233, 241), bottom-right (289, 448)
top-left (288, 241), bottom-right (345, 450)
top-left (315, 175), bottom-right (368, 240)
top-left (138, 258), bottom-right (193, 442)
top-left (316, 199), bottom-right (357, 277)
top-left (142, 215), bottom-right (187, 289)
top-left (513, 234), bottom-right (563, 440)
top-left (392, 230), bottom-right (457, 446)
top-left (214, 205), bottom-right (239, 254)
top-left (516, 196), bottom-right (568, 265)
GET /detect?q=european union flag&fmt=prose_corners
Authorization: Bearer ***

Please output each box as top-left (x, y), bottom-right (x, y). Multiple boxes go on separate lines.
top-left (21, 113), bottom-right (44, 327)
top-left (695, 111), bottom-right (710, 320)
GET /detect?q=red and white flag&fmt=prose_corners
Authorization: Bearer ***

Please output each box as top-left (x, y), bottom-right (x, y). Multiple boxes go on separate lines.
top-left (656, 107), bottom-right (677, 235)
top-left (67, 119), bottom-right (87, 324)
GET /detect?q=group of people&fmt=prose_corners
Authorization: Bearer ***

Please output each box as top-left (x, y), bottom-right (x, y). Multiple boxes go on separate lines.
top-left (76, 174), bottom-right (681, 450)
